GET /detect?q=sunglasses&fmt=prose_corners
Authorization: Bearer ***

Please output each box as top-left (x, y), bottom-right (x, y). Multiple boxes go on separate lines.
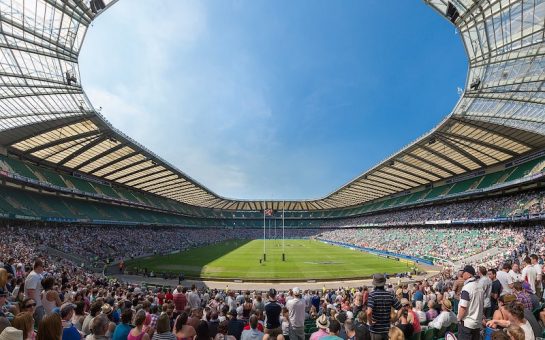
top-left (25, 303), bottom-right (37, 308)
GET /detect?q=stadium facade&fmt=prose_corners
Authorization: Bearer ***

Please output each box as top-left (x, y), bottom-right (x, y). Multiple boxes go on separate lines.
top-left (0, 0), bottom-right (543, 228)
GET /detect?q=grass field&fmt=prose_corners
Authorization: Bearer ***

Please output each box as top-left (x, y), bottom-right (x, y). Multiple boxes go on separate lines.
top-left (125, 239), bottom-right (415, 281)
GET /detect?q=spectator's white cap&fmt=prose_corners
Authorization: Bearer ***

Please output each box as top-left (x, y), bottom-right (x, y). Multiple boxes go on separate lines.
top-left (346, 311), bottom-right (354, 320)
top-left (293, 287), bottom-right (301, 296)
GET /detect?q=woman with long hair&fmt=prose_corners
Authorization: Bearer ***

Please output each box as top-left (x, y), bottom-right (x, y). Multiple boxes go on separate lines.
top-left (128, 310), bottom-right (150, 340)
top-left (174, 312), bottom-right (196, 340)
top-left (12, 312), bottom-right (35, 340)
top-left (195, 320), bottom-right (211, 340)
top-left (151, 313), bottom-right (176, 340)
top-left (36, 313), bottom-right (62, 340)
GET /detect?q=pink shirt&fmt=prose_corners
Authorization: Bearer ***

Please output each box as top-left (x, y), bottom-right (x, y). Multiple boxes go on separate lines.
top-left (310, 329), bottom-right (329, 340)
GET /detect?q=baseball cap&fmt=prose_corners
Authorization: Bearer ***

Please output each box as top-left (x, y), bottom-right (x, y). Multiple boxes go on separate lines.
top-left (293, 287), bottom-right (301, 296)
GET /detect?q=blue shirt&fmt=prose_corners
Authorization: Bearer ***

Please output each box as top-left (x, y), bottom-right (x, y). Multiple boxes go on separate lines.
top-left (112, 323), bottom-right (133, 340)
top-left (62, 325), bottom-right (80, 340)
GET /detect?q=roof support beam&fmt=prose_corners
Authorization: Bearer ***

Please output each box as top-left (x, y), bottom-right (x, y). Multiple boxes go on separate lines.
top-left (73, 142), bottom-right (125, 170)
top-left (394, 158), bottom-right (444, 180)
top-left (23, 130), bottom-right (100, 154)
top-left (381, 165), bottom-right (431, 183)
top-left (93, 152), bottom-right (144, 176)
top-left (107, 163), bottom-right (156, 182)
top-left (406, 152), bottom-right (458, 176)
top-left (56, 136), bottom-right (104, 166)
top-left (122, 169), bottom-right (172, 186)
top-left (435, 136), bottom-right (487, 168)
top-left (438, 131), bottom-right (519, 157)
top-left (420, 144), bottom-right (471, 172)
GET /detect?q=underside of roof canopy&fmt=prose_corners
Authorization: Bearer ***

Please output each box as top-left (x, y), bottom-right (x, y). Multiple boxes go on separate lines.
top-left (0, 0), bottom-right (544, 211)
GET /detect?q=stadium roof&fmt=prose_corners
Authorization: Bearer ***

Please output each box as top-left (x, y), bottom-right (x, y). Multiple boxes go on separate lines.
top-left (0, 0), bottom-right (544, 211)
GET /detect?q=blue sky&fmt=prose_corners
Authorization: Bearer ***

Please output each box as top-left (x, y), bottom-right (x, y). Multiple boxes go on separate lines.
top-left (80, 0), bottom-right (467, 200)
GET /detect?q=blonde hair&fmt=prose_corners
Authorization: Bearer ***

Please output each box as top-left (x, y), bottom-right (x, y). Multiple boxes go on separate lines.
top-left (506, 325), bottom-right (525, 340)
top-left (389, 326), bottom-right (405, 340)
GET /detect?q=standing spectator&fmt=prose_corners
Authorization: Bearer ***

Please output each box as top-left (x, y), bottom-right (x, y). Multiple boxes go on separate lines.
top-left (457, 265), bottom-right (484, 340)
top-left (286, 288), bottom-right (305, 340)
top-left (521, 258), bottom-right (537, 294)
top-left (264, 289), bottom-right (281, 337)
top-left (497, 263), bottom-right (514, 296)
top-left (530, 255), bottom-right (542, 298)
top-left (24, 259), bottom-right (44, 325)
top-left (188, 285), bottom-right (201, 310)
top-left (489, 269), bottom-right (502, 317)
top-left (479, 266), bottom-right (492, 318)
top-left (241, 315), bottom-right (264, 340)
top-left (366, 274), bottom-right (401, 340)
top-left (173, 286), bottom-right (187, 317)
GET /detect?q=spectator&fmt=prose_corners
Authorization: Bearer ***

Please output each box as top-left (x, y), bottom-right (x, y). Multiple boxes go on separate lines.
top-left (128, 310), bottom-right (150, 340)
top-left (112, 308), bottom-right (133, 340)
top-left (241, 315), bottom-right (264, 340)
top-left (367, 273), bottom-right (401, 340)
top-left (310, 314), bottom-right (329, 340)
top-left (428, 299), bottom-right (456, 330)
top-left (60, 303), bottom-right (81, 340)
top-left (151, 313), bottom-right (176, 340)
top-left (36, 313), bottom-right (62, 340)
top-left (286, 288), bottom-right (305, 340)
top-left (457, 265), bottom-right (483, 340)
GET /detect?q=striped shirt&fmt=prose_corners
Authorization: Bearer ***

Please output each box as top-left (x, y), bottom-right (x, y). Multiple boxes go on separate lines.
top-left (368, 288), bottom-right (401, 334)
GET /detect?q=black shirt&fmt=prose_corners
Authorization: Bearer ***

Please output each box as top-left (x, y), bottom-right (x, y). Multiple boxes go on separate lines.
top-left (265, 301), bottom-right (282, 329)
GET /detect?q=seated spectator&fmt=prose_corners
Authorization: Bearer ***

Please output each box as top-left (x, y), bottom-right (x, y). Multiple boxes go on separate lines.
top-left (427, 299), bottom-right (456, 330)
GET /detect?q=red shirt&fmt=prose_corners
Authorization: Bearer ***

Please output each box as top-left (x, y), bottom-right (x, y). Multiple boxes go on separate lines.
top-left (165, 292), bottom-right (173, 302)
top-left (173, 292), bottom-right (187, 312)
top-left (244, 323), bottom-right (264, 332)
top-left (157, 292), bottom-right (165, 305)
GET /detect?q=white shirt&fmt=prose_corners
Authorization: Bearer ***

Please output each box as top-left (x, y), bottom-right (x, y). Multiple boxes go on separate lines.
top-left (428, 310), bottom-right (457, 330)
top-left (24, 270), bottom-right (43, 307)
top-left (509, 270), bottom-right (522, 283)
top-left (459, 278), bottom-right (484, 330)
top-left (286, 297), bottom-right (305, 328)
top-left (519, 320), bottom-right (535, 340)
top-left (497, 271), bottom-right (513, 295)
top-left (521, 266), bottom-right (537, 294)
top-left (533, 263), bottom-right (542, 282)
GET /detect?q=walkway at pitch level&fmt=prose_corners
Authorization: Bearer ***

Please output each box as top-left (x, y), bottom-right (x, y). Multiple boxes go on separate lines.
top-left (111, 264), bottom-right (441, 291)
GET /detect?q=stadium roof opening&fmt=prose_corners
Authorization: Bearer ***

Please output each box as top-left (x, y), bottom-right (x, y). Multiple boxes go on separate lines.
top-left (0, 0), bottom-right (544, 210)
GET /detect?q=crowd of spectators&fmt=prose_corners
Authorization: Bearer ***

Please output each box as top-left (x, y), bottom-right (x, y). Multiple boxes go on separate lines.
top-left (326, 190), bottom-right (545, 228)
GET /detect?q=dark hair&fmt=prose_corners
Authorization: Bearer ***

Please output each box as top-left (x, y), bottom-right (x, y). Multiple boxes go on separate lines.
top-left (90, 301), bottom-right (103, 317)
top-left (121, 309), bottom-right (133, 324)
top-left (329, 319), bottom-right (341, 334)
top-left (195, 320), bottom-right (211, 340)
top-left (33, 259), bottom-right (44, 270)
top-left (74, 301), bottom-right (85, 315)
top-left (218, 320), bottom-right (229, 335)
top-left (488, 268), bottom-right (497, 275)
top-left (523, 257), bottom-right (531, 264)
top-left (502, 263), bottom-right (512, 271)
top-left (506, 302), bottom-right (525, 321)
top-left (479, 266), bottom-right (487, 276)
top-left (175, 312), bottom-right (189, 332)
top-left (41, 276), bottom-right (55, 291)
top-left (530, 254), bottom-right (538, 261)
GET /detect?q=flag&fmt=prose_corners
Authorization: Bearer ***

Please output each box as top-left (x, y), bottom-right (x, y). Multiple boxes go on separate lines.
top-left (264, 209), bottom-right (273, 216)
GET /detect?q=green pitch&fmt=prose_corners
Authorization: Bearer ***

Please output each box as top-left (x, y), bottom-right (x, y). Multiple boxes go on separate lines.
top-left (126, 239), bottom-right (414, 281)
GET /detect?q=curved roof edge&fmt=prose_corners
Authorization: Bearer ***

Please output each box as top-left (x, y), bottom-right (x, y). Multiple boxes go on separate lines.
top-left (0, 0), bottom-right (544, 210)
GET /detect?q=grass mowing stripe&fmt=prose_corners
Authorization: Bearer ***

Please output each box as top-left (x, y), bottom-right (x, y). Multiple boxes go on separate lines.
top-left (126, 239), bottom-right (414, 280)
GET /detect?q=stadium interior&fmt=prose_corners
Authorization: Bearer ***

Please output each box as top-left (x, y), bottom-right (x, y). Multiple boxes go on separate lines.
top-left (1, 0), bottom-right (545, 340)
